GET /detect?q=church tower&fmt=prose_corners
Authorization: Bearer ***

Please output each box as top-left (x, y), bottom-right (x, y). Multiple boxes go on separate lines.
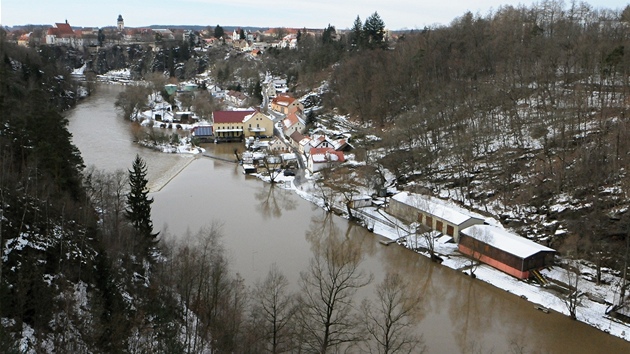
top-left (117, 14), bottom-right (124, 31)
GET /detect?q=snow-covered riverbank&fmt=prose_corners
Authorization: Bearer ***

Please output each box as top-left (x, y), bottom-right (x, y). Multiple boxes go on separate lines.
top-left (264, 167), bottom-right (630, 343)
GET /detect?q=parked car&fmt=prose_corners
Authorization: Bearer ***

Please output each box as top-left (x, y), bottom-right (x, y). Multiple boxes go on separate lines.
top-left (283, 169), bottom-right (295, 176)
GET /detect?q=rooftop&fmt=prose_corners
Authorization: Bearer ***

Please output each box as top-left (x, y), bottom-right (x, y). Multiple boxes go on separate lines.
top-left (392, 192), bottom-right (483, 225)
top-left (461, 224), bottom-right (555, 258)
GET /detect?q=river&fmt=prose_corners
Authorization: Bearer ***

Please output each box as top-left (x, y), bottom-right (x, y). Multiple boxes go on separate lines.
top-left (66, 84), bottom-right (630, 353)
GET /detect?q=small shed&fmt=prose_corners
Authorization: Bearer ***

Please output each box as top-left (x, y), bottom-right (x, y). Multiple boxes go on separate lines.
top-left (192, 126), bottom-right (213, 142)
top-left (459, 225), bottom-right (555, 279)
top-left (164, 84), bottom-right (178, 95)
top-left (388, 192), bottom-right (484, 242)
top-left (350, 196), bottom-right (372, 208)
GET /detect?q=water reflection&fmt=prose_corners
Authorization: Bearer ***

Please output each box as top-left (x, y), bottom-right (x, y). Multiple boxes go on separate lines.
top-left (448, 274), bottom-right (493, 352)
top-left (254, 183), bottom-right (298, 219)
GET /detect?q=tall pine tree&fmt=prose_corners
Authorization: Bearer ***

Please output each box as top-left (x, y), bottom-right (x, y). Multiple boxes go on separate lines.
top-left (363, 12), bottom-right (386, 49)
top-left (125, 154), bottom-right (159, 258)
top-left (350, 15), bottom-right (364, 49)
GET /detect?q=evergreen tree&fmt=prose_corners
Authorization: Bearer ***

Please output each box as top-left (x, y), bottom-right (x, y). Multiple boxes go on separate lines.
top-left (98, 29), bottom-right (105, 46)
top-left (239, 28), bottom-right (246, 40)
top-left (125, 154), bottom-right (159, 257)
top-left (363, 12), bottom-right (386, 49)
top-left (252, 80), bottom-right (263, 104)
top-left (322, 24), bottom-right (336, 44)
top-left (214, 25), bottom-right (225, 39)
top-left (350, 15), bottom-right (363, 49)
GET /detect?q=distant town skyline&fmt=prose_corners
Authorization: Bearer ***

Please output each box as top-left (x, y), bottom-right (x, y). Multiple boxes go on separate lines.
top-left (1, 0), bottom-right (627, 30)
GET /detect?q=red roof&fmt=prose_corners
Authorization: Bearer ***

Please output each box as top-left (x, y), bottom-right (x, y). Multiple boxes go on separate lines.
top-left (309, 148), bottom-right (345, 163)
top-left (283, 113), bottom-right (301, 129)
top-left (55, 22), bottom-right (75, 36)
top-left (47, 22), bottom-right (75, 38)
top-left (213, 110), bottom-right (255, 124)
top-left (272, 94), bottom-right (296, 106)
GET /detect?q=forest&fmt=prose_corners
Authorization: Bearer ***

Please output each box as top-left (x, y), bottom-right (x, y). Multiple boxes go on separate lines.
top-left (2, 0), bottom-right (630, 352)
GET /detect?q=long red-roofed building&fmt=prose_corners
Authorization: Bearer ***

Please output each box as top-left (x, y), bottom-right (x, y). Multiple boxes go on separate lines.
top-left (212, 110), bottom-right (255, 141)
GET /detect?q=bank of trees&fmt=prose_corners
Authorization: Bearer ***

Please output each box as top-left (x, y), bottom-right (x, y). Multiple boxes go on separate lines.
top-left (319, 2), bottom-right (630, 273)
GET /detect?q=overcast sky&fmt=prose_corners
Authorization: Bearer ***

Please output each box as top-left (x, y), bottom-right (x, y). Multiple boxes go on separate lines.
top-left (1, 0), bottom-right (627, 30)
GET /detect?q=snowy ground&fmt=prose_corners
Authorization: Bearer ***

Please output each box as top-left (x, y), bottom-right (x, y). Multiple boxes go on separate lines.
top-left (268, 168), bottom-right (630, 343)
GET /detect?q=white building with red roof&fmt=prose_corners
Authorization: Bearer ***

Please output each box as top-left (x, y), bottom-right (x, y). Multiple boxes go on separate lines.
top-left (282, 112), bottom-right (306, 136)
top-left (307, 147), bottom-right (345, 172)
top-left (46, 21), bottom-right (81, 47)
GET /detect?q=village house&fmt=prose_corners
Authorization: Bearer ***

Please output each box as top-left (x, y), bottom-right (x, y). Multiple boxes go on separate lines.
top-left (17, 33), bottom-right (32, 47)
top-left (299, 136), bottom-right (314, 155)
top-left (46, 21), bottom-right (82, 47)
top-left (242, 110), bottom-right (274, 138)
top-left (309, 135), bottom-right (333, 150)
top-left (226, 90), bottom-right (248, 106)
top-left (288, 131), bottom-right (307, 150)
top-left (330, 138), bottom-right (352, 152)
top-left (271, 94), bottom-right (304, 115)
top-left (212, 110), bottom-right (254, 142)
top-left (268, 137), bottom-right (289, 153)
top-left (282, 112), bottom-right (306, 137)
top-left (280, 33), bottom-right (298, 49)
top-left (458, 225), bottom-right (556, 279)
top-left (77, 28), bottom-right (100, 46)
top-left (153, 29), bottom-right (175, 41)
top-left (388, 192), bottom-right (485, 242)
top-left (307, 147), bottom-right (345, 173)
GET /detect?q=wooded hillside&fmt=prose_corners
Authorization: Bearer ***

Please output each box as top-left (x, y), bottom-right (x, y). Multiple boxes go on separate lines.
top-left (313, 3), bottom-right (630, 273)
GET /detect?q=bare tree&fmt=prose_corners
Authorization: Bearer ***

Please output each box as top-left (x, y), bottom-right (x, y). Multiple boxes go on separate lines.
top-left (296, 229), bottom-right (373, 353)
top-left (460, 227), bottom-right (493, 278)
top-left (191, 90), bottom-right (220, 122)
top-left (258, 154), bottom-right (283, 184)
top-left (319, 165), bottom-right (363, 219)
top-left (562, 261), bottom-right (581, 320)
top-left (114, 85), bottom-right (151, 121)
top-left (83, 167), bottom-right (130, 254)
top-left (361, 272), bottom-right (425, 354)
top-left (249, 264), bottom-right (298, 353)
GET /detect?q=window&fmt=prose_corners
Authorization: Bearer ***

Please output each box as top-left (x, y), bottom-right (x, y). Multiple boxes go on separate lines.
top-left (446, 225), bottom-right (454, 236)
top-left (436, 221), bottom-right (443, 233)
top-left (417, 213), bottom-right (423, 223)
top-left (425, 216), bottom-right (433, 228)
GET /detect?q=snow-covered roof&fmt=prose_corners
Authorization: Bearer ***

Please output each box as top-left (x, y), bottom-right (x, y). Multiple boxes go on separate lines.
top-left (272, 94), bottom-right (297, 106)
top-left (283, 113), bottom-right (304, 129)
top-left (299, 137), bottom-right (312, 147)
top-left (392, 192), bottom-right (482, 226)
top-left (461, 225), bottom-right (555, 259)
top-left (310, 148), bottom-right (344, 163)
top-left (243, 111), bottom-right (271, 123)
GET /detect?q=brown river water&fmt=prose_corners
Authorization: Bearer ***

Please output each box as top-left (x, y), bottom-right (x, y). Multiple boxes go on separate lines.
top-left (66, 84), bottom-right (630, 353)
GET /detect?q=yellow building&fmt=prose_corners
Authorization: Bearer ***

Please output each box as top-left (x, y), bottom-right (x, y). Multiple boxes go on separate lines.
top-left (270, 94), bottom-right (303, 114)
top-left (243, 111), bottom-right (274, 138)
top-left (212, 110), bottom-right (254, 142)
